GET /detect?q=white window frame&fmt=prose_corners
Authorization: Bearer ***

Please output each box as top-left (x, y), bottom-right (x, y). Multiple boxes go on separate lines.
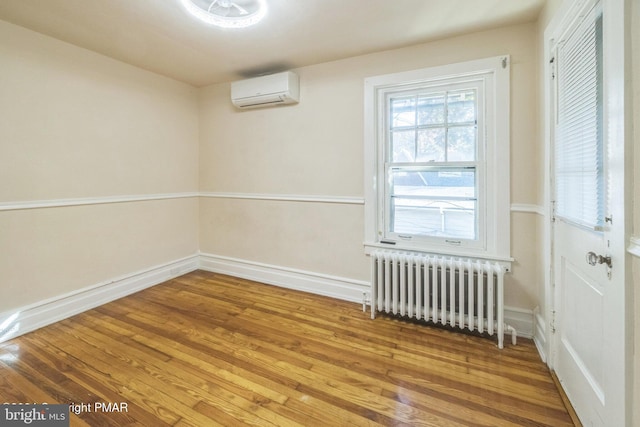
top-left (364, 56), bottom-right (511, 262)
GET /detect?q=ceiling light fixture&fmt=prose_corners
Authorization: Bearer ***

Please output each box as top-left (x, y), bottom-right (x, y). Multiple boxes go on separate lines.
top-left (180, 0), bottom-right (267, 29)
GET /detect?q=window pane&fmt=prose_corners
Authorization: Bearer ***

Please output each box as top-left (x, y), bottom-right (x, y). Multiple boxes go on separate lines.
top-left (417, 128), bottom-right (445, 162)
top-left (447, 126), bottom-right (476, 161)
top-left (390, 169), bottom-right (476, 239)
top-left (447, 90), bottom-right (476, 124)
top-left (417, 93), bottom-right (445, 125)
top-left (392, 198), bottom-right (476, 239)
top-left (555, 11), bottom-right (603, 228)
top-left (391, 170), bottom-right (475, 198)
top-left (391, 96), bottom-right (415, 128)
top-left (391, 130), bottom-right (416, 162)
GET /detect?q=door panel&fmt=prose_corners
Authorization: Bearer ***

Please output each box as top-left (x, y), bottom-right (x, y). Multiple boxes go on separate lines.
top-left (554, 219), bottom-right (607, 422)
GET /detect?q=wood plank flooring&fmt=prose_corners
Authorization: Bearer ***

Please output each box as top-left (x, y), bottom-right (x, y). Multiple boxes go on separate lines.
top-left (0, 270), bottom-right (575, 426)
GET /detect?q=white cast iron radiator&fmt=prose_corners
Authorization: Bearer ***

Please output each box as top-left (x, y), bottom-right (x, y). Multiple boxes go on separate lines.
top-left (369, 250), bottom-right (516, 349)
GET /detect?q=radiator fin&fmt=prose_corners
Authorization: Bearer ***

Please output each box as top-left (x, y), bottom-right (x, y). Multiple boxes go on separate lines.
top-left (370, 250), bottom-right (516, 349)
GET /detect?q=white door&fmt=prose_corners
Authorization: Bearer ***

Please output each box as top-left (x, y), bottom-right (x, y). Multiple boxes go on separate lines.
top-left (549, 0), bottom-right (628, 425)
top-left (553, 221), bottom-right (610, 425)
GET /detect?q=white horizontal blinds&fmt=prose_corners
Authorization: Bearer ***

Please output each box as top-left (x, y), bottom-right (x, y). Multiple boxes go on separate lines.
top-left (555, 4), bottom-right (604, 229)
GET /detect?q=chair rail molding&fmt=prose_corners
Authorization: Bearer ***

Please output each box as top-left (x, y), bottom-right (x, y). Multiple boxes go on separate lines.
top-left (510, 203), bottom-right (545, 216)
top-left (199, 192), bottom-right (364, 205)
top-left (0, 192), bottom-right (199, 211)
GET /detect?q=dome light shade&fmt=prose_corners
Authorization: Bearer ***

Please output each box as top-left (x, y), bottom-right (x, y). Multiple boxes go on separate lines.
top-left (180, 0), bottom-right (267, 29)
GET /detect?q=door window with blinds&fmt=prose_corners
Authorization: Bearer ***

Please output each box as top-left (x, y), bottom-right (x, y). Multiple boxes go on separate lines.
top-left (554, 3), bottom-right (604, 229)
top-left (364, 56), bottom-right (511, 259)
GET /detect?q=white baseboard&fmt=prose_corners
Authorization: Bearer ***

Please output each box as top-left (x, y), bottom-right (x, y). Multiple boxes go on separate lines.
top-left (504, 306), bottom-right (534, 340)
top-left (1, 251), bottom-right (537, 351)
top-left (199, 252), bottom-right (370, 304)
top-left (0, 255), bottom-right (199, 343)
top-left (533, 307), bottom-right (548, 363)
top-left (199, 252), bottom-right (535, 341)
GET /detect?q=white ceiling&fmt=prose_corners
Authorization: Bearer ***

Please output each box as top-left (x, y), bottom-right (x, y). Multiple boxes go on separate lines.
top-left (0, 0), bottom-right (545, 87)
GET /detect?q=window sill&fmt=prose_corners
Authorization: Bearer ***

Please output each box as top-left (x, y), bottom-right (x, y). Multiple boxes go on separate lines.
top-left (363, 241), bottom-right (513, 271)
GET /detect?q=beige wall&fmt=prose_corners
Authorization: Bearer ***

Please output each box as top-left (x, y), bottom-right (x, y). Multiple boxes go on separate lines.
top-left (0, 20), bottom-right (200, 314)
top-left (0, 15), bottom-right (542, 333)
top-left (199, 22), bottom-right (540, 310)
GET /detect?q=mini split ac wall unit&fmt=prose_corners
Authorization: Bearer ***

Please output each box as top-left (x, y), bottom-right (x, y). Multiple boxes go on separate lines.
top-left (231, 71), bottom-right (299, 109)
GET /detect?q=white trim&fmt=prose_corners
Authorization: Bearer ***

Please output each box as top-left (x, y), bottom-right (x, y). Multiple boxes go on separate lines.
top-left (199, 252), bottom-right (370, 303)
top-left (533, 307), bottom-right (548, 363)
top-left (627, 236), bottom-right (640, 257)
top-left (0, 192), bottom-right (199, 211)
top-left (0, 192), bottom-right (364, 212)
top-left (199, 192), bottom-right (364, 205)
top-left (0, 255), bottom-right (199, 343)
top-left (504, 306), bottom-right (534, 339)
top-left (363, 242), bottom-right (514, 268)
top-left (510, 203), bottom-right (545, 216)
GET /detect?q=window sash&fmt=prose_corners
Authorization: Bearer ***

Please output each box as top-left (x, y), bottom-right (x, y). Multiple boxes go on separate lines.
top-left (382, 80), bottom-right (484, 247)
top-left (386, 165), bottom-right (478, 241)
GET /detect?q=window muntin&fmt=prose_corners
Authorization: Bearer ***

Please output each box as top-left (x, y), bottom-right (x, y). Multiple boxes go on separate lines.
top-left (384, 81), bottom-right (484, 246)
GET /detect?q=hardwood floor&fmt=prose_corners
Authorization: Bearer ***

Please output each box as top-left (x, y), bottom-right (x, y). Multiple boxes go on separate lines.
top-left (0, 270), bottom-right (575, 426)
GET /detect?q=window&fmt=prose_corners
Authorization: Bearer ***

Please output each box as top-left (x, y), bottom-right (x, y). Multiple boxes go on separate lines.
top-left (364, 56), bottom-right (511, 260)
top-left (387, 83), bottom-right (482, 243)
top-left (554, 4), bottom-right (604, 230)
